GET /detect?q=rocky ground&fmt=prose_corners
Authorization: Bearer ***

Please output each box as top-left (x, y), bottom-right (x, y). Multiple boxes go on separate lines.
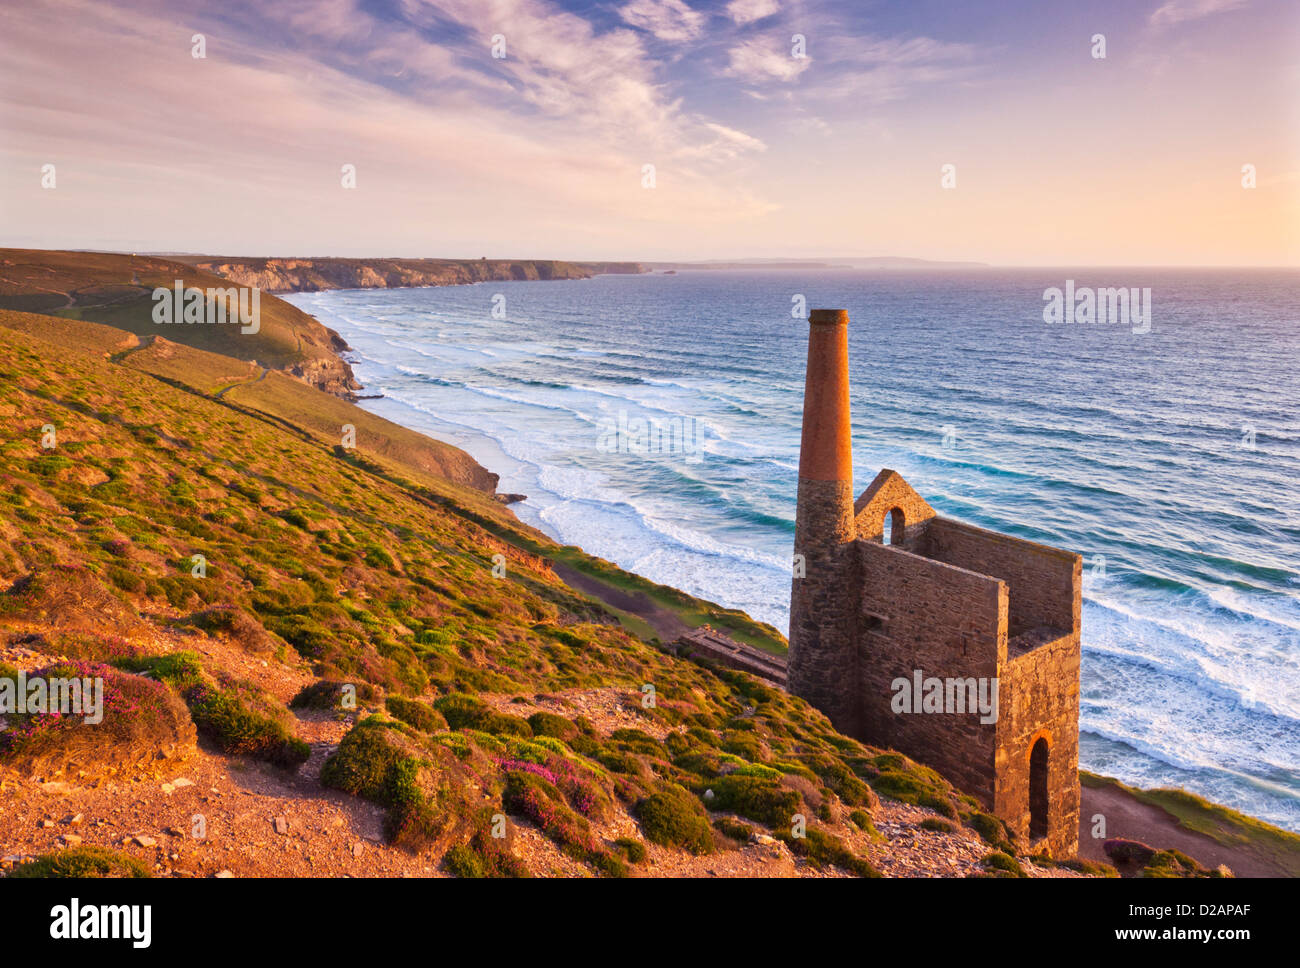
top-left (0, 628), bottom-right (1073, 879)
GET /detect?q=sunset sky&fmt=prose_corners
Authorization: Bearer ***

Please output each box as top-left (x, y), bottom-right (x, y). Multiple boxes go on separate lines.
top-left (1, 0), bottom-right (1296, 264)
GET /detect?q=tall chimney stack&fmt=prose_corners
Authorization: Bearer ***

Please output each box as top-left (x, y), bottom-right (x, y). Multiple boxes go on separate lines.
top-left (788, 309), bottom-right (858, 734)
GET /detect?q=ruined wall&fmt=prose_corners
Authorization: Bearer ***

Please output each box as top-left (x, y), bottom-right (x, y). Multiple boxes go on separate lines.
top-left (855, 540), bottom-right (1007, 804)
top-left (853, 469), bottom-right (938, 547)
top-left (921, 519), bottom-right (1078, 637)
top-left (994, 633), bottom-right (1081, 857)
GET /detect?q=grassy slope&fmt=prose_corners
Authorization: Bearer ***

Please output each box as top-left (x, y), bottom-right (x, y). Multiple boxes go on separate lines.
top-left (5, 305), bottom-right (974, 877)
top-left (0, 248), bottom-right (358, 396)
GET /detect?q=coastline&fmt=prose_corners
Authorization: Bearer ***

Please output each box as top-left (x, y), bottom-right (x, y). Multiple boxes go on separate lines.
top-left (173, 255), bottom-right (645, 296)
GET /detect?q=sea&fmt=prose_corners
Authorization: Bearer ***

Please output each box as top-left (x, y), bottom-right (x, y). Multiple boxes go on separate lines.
top-left (284, 267), bottom-right (1300, 831)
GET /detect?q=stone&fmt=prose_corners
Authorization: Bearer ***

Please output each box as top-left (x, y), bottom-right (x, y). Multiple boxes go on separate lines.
top-left (133, 835), bottom-right (157, 847)
top-left (273, 816), bottom-right (288, 835)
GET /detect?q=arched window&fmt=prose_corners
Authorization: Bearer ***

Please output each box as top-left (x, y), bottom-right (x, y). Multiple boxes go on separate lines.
top-left (1029, 737), bottom-right (1050, 840)
top-left (882, 507), bottom-right (905, 546)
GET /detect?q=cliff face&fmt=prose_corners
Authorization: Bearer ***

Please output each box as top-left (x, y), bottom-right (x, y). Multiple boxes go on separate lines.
top-left (178, 257), bottom-right (643, 293)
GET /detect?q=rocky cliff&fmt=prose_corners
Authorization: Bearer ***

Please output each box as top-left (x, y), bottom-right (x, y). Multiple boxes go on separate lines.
top-left (175, 257), bottom-right (644, 294)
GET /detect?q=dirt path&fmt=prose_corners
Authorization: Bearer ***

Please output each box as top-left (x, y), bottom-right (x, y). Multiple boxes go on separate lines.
top-left (552, 563), bottom-right (689, 642)
top-left (1078, 785), bottom-right (1284, 877)
top-left (215, 366), bottom-right (267, 399)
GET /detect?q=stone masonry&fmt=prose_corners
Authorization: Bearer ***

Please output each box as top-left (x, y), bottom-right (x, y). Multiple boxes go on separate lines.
top-left (788, 310), bottom-right (1082, 857)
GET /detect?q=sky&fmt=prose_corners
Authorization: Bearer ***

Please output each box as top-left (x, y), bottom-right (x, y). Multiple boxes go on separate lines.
top-left (1, 0), bottom-right (1297, 264)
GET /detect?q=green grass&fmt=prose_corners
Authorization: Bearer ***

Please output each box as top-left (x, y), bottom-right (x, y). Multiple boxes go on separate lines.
top-left (9, 846), bottom-right (151, 878)
top-left (634, 782), bottom-right (716, 854)
top-left (982, 851), bottom-right (1025, 877)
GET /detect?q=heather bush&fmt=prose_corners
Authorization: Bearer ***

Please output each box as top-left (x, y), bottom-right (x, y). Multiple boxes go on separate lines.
top-left (386, 695), bottom-right (447, 733)
top-left (0, 660), bottom-right (195, 779)
top-left (634, 783), bottom-right (715, 854)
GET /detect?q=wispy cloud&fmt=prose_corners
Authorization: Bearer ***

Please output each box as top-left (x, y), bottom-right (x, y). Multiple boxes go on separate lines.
top-left (723, 37), bottom-right (809, 82)
top-left (790, 33), bottom-right (980, 102)
top-left (726, 0), bottom-right (779, 26)
top-left (1149, 0), bottom-right (1248, 29)
top-left (619, 0), bottom-right (707, 43)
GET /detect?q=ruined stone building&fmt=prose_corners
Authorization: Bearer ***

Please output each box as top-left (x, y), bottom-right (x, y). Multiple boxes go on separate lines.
top-left (788, 309), bottom-right (1082, 857)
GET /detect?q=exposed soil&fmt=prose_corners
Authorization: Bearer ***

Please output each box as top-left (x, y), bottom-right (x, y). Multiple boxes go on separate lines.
top-left (1078, 784), bottom-right (1278, 878)
top-left (552, 563), bottom-right (688, 642)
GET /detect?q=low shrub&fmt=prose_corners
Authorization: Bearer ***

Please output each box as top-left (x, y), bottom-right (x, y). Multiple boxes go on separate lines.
top-left (290, 678), bottom-right (379, 710)
top-left (699, 774), bottom-right (801, 828)
top-left (185, 682), bottom-right (309, 768)
top-left (777, 828), bottom-right (881, 878)
top-left (8, 846), bottom-right (150, 878)
top-left (114, 653), bottom-right (305, 767)
top-left (434, 692), bottom-right (531, 737)
top-left (711, 817), bottom-right (753, 842)
top-left (613, 837), bottom-right (648, 864)
top-left (634, 783), bottom-right (715, 855)
top-left (982, 851), bottom-right (1025, 877)
top-left (527, 711), bottom-right (578, 741)
top-left (321, 717), bottom-right (470, 853)
top-left (385, 696), bottom-right (447, 733)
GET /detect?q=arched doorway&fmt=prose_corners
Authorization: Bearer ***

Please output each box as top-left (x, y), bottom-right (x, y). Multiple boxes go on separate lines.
top-left (883, 507), bottom-right (905, 545)
top-left (1029, 737), bottom-right (1050, 840)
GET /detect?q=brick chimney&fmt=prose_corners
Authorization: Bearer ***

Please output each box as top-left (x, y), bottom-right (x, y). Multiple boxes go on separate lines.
top-left (788, 309), bottom-right (859, 734)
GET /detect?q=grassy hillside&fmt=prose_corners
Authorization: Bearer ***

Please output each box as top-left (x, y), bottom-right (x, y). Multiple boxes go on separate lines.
top-left (0, 248), bottom-right (361, 397)
top-left (1, 304), bottom-right (1038, 878)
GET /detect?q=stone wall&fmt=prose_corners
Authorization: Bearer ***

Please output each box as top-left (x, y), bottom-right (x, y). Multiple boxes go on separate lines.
top-left (994, 632), bottom-right (1081, 856)
top-left (671, 626), bottom-right (787, 685)
top-left (921, 519), bottom-right (1078, 637)
top-left (854, 468), bottom-right (938, 546)
top-left (855, 540), bottom-right (1007, 804)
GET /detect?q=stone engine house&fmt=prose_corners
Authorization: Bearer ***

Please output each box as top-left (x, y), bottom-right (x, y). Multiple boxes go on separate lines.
top-left (788, 309), bottom-right (1081, 857)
